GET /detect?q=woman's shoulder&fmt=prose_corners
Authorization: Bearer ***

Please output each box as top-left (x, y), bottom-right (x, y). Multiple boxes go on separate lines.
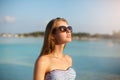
top-left (64, 54), bottom-right (72, 64)
top-left (35, 55), bottom-right (51, 68)
top-left (36, 55), bottom-right (50, 64)
top-left (64, 54), bottom-right (72, 59)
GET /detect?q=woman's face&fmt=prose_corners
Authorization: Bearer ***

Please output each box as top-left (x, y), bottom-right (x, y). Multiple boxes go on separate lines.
top-left (53, 20), bottom-right (72, 44)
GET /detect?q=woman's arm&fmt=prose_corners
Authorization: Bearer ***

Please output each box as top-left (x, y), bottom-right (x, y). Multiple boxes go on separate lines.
top-left (33, 56), bottom-right (49, 80)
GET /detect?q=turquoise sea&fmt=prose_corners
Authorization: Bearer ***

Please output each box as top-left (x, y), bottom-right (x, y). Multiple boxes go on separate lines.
top-left (0, 37), bottom-right (120, 80)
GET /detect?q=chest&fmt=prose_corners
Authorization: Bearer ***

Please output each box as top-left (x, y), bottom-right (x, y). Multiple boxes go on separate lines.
top-left (49, 57), bottom-right (71, 71)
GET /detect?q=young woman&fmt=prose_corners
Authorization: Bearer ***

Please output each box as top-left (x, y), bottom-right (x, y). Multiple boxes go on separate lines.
top-left (34, 17), bottom-right (76, 80)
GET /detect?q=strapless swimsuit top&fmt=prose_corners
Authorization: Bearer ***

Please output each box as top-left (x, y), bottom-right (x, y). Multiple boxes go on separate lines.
top-left (45, 67), bottom-right (76, 80)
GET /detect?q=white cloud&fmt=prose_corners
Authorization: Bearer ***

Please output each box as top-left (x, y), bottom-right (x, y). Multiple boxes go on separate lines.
top-left (4, 16), bottom-right (15, 23)
top-left (0, 16), bottom-right (16, 23)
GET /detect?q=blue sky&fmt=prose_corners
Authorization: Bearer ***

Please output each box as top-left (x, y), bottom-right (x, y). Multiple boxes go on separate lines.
top-left (0, 0), bottom-right (120, 34)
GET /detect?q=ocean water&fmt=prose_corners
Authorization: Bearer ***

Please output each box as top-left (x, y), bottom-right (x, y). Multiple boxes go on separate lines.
top-left (0, 37), bottom-right (120, 80)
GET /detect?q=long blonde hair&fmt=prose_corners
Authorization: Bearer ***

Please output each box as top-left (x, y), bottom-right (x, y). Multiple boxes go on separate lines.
top-left (40, 17), bottom-right (68, 56)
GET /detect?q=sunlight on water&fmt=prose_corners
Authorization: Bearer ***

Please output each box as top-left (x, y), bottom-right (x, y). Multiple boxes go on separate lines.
top-left (0, 37), bottom-right (120, 80)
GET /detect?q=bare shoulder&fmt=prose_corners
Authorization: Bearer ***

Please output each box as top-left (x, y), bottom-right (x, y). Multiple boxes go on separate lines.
top-left (34, 55), bottom-right (51, 80)
top-left (64, 54), bottom-right (72, 64)
top-left (35, 55), bottom-right (50, 66)
top-left (35, 55), bottom-right (50, 72)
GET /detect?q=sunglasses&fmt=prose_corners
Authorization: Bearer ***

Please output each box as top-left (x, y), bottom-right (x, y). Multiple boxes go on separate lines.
top-left (52, 26), bottom-right (72, 34)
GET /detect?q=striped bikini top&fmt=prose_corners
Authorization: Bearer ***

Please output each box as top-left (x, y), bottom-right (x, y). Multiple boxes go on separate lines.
top-left (45, 67), bottom-right (76, 80)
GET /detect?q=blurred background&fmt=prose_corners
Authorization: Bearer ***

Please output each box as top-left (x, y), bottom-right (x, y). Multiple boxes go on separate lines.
top-left (0, 0), bottom-right (120, 80)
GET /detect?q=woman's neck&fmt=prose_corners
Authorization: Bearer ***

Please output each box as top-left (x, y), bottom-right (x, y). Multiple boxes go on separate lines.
top-left (52, 44), bottom-right (65, 58)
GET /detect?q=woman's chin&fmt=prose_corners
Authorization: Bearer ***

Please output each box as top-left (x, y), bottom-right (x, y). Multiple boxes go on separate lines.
top-left (66, 39), bottom-right (72, 42)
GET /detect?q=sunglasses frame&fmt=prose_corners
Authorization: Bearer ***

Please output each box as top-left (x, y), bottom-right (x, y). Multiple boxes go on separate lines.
top-left (52, 26), bottom-right (72, 34)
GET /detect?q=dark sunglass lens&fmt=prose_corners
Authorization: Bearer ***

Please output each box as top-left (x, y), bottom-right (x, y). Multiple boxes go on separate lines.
top-left (68, 26), bottom-right (72, 32)
top-left (59, 26), bottom-right (66, 32)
